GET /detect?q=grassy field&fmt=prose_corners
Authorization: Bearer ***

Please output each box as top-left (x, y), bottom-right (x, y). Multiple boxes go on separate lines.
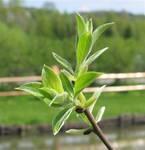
top-left (0, 91), bottom-right (145, 125)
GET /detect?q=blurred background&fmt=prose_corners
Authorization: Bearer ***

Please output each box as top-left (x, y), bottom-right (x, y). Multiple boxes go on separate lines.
top-left (0, 0), bottom-right (145, 149)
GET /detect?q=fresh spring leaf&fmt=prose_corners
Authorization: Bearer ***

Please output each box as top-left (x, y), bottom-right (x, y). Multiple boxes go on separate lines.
top-left (87, 19), bottom-right (93, 33)
top-left (77, 63), bottom-right (88, 77)
top-left (89, 85), bottom-right (106, 113)
top-left (39, 87), bottom-right (57, 100)
top-left (92, 22), bottom-right (114, 46)
top-left (16, 82), bottom-right (43, 98)
top-left (52, 106), bottom-right (75, 135)
top-left (60, 71), bottom-right (74, 95)
top-left (66, 129), bottom-right (87, 135)
top-left (77, 92), bottom-right (86, 106)
top-left (43, 98), bottom-right (67, 108)
top-left (42, 65), bottom-right (63, 93)
top-left (74, 72), bottom-right (103, 96)
top-left (76, 13), bottom-right (86, 37)
top-left (62, 69), bottom-right (75, 81)
top-left (76, 32), bottom-right (92, 66)
top-left (85, 47), bottom-right (108, 66)
top-left (95, 106), bottom-right (106, 123)
top-left (49, 92), bottom-right (68, 107)
top-left (77, 113), bottom-right (90, 125)
top-left (52, 52), bottom-right (74, 74)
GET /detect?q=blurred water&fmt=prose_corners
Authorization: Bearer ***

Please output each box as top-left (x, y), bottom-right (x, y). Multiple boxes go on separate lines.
top-left (0, 125), bottom-right (145, 150)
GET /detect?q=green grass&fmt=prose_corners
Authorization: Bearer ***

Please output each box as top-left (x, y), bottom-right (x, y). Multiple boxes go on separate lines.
top-left (0, 91), bottom-right (145, 125)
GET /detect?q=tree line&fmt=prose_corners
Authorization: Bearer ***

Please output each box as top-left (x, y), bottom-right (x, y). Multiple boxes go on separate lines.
top-left (0, 5), bottom-right (145, 77)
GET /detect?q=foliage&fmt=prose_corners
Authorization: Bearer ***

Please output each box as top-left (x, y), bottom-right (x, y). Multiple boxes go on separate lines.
top-left (0, 7), bottom-right (145, 76)
top-left (16, 13), bottom-right (113, 135)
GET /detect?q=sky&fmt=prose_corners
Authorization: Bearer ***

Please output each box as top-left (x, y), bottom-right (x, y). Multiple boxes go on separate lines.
top-left (22, 0), bottom-right (145, 14)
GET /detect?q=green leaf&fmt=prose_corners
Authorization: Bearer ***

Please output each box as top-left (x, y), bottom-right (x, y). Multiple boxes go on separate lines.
top-left (16, 82), bottom-right (43, 98)
top-left (42, 65), bottom-right (63, 93)
top-left (52, 106), bottom-right (74, 135)
top-left (49, 92), bottom-right (68, 107)
top-left (92, 22), bottom-right (114, 46)
top-left (60, 71), bottom-right (74, 95)
top-left (77, 113), bottom-right (90, 125)
top-left (84, 97), bottom-right (96, 108)
top-left (77, 92), bottom-right (86, 106)
top-left (66, 129), bottom-right (86, 135)
top-left (52, 52), bottom-right (74, 74)
top-left (74, 72), bottom-right (102, 96)
top-left (76, 32), bottom-right (92, 66)
top-left (87, 19), bottom-right (93, 33)
top-left (89, 85), bottom-right (106, 113)
top-left (39, 87), bottom-right (57, 100)
top-left (85, 47), bottom-right (108, 66)
top-left (76, 13), bottom-right (86, 37)
top-left (43, 98), bottom-right (67, 108)
top-left (62, 69), bottom-right (76, 81)
top-left (95, 106), bottom-right (105, 123)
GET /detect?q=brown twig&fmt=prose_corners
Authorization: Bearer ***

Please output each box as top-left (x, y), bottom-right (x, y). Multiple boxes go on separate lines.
top-left (84, 109), bottom-right (114, 150)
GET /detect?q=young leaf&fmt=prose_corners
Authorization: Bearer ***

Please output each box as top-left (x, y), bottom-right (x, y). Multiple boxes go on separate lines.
top-left (52, 52), bottom-right (74, 74)
top-left (85, 47), bottom-right (108, 66)
top-left (62, 69), bottom-right (76, 81)
top-left (78, 92), bottom-right (86, 105)
top-left (49, 92), bottom-right (68, 107)
top-left (76, 32), bottom-right (92, 66)
top-left (52, 106), bottom-right (75, 135)
top-left (43, 98), bottom-right (67, 108)
top-left (89, 85), bottom-right (106, 113)
top-left (95, 106), bottom-right (106, 123)
top-left (16, 82), bottom-right (43, 98)
top-left (77, 113), bottom-right (90, 125)
top-left (39, 87), bottom-right (57, 100)
top-left (92, 22), bottom-right (114, 46)
top-left (60, 71), bottom-right (74, 95)
top-left (74, 72), bottom-right (102, 96)
top-left (76, 13), bottom-right (86, 37)
top-left (66, 129), bottom-right (86, 135)
top-left (87, 19), bottom-right (93, 33)
top-left (42, 65), bottom-right (63, 93)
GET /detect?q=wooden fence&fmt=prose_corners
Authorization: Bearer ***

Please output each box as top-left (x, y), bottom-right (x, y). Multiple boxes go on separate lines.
top-left (0, 72), bottom-right (145, 97)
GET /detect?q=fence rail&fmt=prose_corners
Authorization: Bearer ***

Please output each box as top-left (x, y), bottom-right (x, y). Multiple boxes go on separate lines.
top-left (0, 72), bottom-right (145, 83)
top-left (0, 72), bottom-right (145, 97)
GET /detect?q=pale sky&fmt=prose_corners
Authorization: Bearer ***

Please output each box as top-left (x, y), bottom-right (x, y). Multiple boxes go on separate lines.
top-left (11, 0), bottom-right (145, 14)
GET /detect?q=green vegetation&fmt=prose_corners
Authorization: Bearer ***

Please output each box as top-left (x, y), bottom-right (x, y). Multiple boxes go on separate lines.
top-left (0, 6), bottom-right (145, 77)
top-left (16, 13), bottom-right (113, 138)
top-left (0, 92), bottom-right (145, 125)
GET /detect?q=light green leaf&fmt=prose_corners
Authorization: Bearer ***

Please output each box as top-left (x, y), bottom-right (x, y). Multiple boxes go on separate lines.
top-left (96, 106), bottom-right (106, 123)
top-left (74, 72), bottom-right (102, 96)
top-left (66, 129), bottom-right (86, 135)
top-left (76, 32), bottom-right (92, 66)
top-left (78, 92), bottom-right (86, 106)
top-left (76, 13), bottom-right (86, 36)
top-left (92, 22), bottom-right (114, 46)
top-left (77, 113), bottom-right (90, 125)
top-left (42, 65), bottom-right (63, 93)
top-left (85, 47), bottom-right (108, 66)
top-left (89, 85), bottom-right (106, 113)
top-left (84, 97), bottom-right (96, 108)
top-left (87, 19), bottom-right (93, 33)
top-left (52, 52), bottom-right (74, 74)
top-left (16, 82), bottom-right (43, 98)
top-left (49, 92), bottom-right (68, 107)
top-left (62, 69), bottom-right (76, 81)
top-left (43, 98), bottom-right (66, 108)
top-left (39, 87), bottom-right (57, 100)
top-left (60, 71), bottom-right (74, 95)
top-left (52, 106), bottom-right (75, 135)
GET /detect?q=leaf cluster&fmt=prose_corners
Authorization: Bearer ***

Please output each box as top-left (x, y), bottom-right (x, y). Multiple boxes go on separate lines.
top-left (16, 13), bottom-right (114, 135)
